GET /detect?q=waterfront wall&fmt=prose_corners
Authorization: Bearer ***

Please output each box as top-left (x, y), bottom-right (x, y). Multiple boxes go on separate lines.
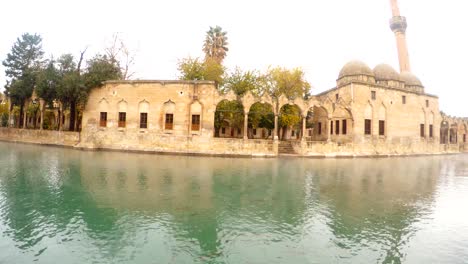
top-left (78, 128), bottom-right (275, 156)
top-left (0, 127), bottom-right (465, 157)
top-left (294, 139), bottom-right (463, 157)
top-left (0, 128), bottom-right (80, 147)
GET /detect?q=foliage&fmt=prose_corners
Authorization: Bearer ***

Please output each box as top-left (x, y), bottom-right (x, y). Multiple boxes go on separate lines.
top-left (264, 67), bottom-right (311, 100)
top-left (279, 104), bottom-right (301, 128)
top-left (203, 26), bottom-right (229, 64)
top-left (214, 100), bottom-right (244, 130)
top-left (177, 57), bottom-right (224, 85)
top-left (223, 68), bottom-right (263, 96)
top-left (36, 60), bottom-right (60, 106)
top-left (248, 103), bottom-right (274, 129)
top-left (0, 102), bottom-right (9, 127)
top-left (26, 103), bottom-right (39, 116)
top-left (2, 33), bottom-right (45, 108)
top-left (84, 54), bottom-right (122, 91)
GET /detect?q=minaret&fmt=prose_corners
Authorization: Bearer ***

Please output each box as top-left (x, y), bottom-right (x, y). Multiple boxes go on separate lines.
top-left (389, 0), bottom-right (411, 72)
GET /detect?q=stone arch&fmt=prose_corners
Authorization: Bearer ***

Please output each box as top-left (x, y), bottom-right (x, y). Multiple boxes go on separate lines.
top-left (118, 99), bottom-right (127, 112)
top-left (459, 123), bottom-right (467, 143)
top-left (450, 122), bottom-right (458, 144)
top-left (98, 98), bottom-right (109, 112)
top-left (214, 99), bottom-right (245, 138)
top-left (163, 100), bottom-right (176, 130)
top-left (440, 120), bottom-right (449, 144)
top-left (364, 103), bottom-right (373, 119)
top-left (278, 103), bottom-right (302, 140)
top-left (305, 105), bottom-right (329, 141)
top-left (330, 106), bottom-right (353, 140)
top-left (190, 100), bottom-right (203, 132)
top-left (138, 100), bottom-right (149, 129)
top-left (248, 101), bottom-right (274, 139)
top-left (138, 100), bottom-right (149, 113)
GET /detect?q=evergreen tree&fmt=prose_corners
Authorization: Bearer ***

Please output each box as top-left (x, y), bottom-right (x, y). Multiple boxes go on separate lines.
top-left (2, 33), bottom-right (45, 127)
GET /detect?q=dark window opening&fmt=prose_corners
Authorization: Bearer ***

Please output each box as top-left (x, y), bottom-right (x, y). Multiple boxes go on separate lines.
top-left (253, 128), bottom-right (257, 136)
top-left (330, 121), bottom-right (333, 135)
top-left (335, 93), bottom-right (339, 101)
top-left (165, 113), bottom-right (173, 130)
top-left (420, 124), bottom-right (425, 137)
top-left (118, 112), bottom-right (126, 128)
top-left (429, 124), bottom-right (433, 138)
top-left (365, 119), bottom-right (371, 135)
top-left (221, 127), bottom-right (226, 134)
top-left (371, 91), bottom-right (376, 100)
top-left (335, 120), bottom-right (340, 135)
top-left (379, 120), bottom-right (385, 136)
top-left (318, 122), bottom-right (322, 135)
top-left (342, 120), bottom-right (347, 135)
top-left (191, 114), bottom-right (200, 131)
top-left (426, 100), bottom-right (429, 107)
top-left (100, 112), bottom-right (107, 127)
top-left (402, 95), bottom-right (406, 104)
top-left (140, 113), bottom-right (148, 128)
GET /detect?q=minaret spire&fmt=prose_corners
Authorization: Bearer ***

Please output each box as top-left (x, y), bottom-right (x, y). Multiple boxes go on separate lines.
top-left (389, 0), bottom-right (411, 72)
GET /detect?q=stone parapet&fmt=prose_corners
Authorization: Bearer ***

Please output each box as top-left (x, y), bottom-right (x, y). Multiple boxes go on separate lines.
top-left (0, 128), bottom-right (80, 147)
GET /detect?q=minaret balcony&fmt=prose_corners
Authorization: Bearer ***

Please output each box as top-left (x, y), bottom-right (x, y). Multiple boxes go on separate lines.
top-left (389, 16), bottom-right (407, 33)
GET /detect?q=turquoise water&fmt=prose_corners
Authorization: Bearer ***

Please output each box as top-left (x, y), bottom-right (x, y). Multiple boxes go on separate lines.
top-left (0, 142), bottom-right (468, 263)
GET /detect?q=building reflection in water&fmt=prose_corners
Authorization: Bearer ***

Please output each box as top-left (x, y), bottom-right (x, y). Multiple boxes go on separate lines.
top-left (0, 142), bottom-right (461, 263)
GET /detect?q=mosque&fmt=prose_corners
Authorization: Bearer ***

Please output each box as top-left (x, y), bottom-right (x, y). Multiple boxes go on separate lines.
top-left (49, 0), bottom-right (468, 156)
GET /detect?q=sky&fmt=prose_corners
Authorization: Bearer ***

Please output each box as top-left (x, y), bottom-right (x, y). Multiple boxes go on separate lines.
top-left (0, 0), bottom-right (467, 117)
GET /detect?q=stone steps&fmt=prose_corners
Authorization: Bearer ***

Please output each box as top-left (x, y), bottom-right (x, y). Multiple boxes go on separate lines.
top-left (278, 141), bottom-right (297, 154)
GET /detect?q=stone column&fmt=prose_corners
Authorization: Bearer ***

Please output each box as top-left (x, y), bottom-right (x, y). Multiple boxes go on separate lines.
top-left (274, 114), bottom-right (278, 140)
top-left (243, 113), bottom-right (248, 140)
top-left (301, 116), bottom-right (306, 141)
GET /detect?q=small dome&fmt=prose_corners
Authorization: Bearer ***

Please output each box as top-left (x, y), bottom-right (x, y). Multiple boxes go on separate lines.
top-left (400, 71), bottom-right (423, 86)
top-left (338, 60), bottom-right (374, 79)
top-left (373, 64), bottom-right (400, 81)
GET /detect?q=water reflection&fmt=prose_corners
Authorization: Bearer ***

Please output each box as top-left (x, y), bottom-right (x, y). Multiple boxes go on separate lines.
top-left (0, 142), bottom-right (467, 263)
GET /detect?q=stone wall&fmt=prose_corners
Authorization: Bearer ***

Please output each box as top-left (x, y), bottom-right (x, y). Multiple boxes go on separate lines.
top-left (0, 128), bottom-right (80, 147)
top-left (294, 139), bottom-right (461, 157)
top-left (78, 128), bottom-right (275, 156)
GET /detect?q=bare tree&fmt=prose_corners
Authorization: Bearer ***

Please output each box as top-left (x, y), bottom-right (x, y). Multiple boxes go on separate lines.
top-left (105, 33), bottom-right (136, 80)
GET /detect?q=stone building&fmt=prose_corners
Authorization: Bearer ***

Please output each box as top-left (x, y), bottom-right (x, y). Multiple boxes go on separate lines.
top-left (4, 0), bottom-right (465, 157)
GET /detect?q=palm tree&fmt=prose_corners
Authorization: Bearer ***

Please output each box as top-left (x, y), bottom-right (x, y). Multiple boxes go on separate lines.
top-left (203, 26), bottom-right (229, 64)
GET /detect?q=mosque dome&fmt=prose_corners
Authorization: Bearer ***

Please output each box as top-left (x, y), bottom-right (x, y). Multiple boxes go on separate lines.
top-left (373, 64), bottom-right (400, 81)
top-left (338, 60), bottom-right (374, 79)
top-left (400, 71), bottom-right (423, 86)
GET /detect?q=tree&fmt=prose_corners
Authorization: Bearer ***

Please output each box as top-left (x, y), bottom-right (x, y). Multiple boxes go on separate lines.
top-left (36, 60), bottom-right (60, 106)
top-left (177, 57), bottom-right (225, 85)
top-left (84, 54), bottom-right (122, 90)
top-left (214, 100), bottom-right (244, 136)
top-left (55, 53), bottom-right (81, 131)
top-left (2, 33), bottom-right (45, 127)
top-left (265, 67), bottom-right (311, 100)
top-left (203, 26), bottom-right (229, 64)
top-left (177, 57), bottom-right (205, 81)
top-left (223, 68), bottom-right (262, 96)
top-left (105, 33), bottom-right (136, 80)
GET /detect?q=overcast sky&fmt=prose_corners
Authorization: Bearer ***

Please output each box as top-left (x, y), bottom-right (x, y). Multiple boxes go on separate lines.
top-left (0, 0), bottom-right (467, 116)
